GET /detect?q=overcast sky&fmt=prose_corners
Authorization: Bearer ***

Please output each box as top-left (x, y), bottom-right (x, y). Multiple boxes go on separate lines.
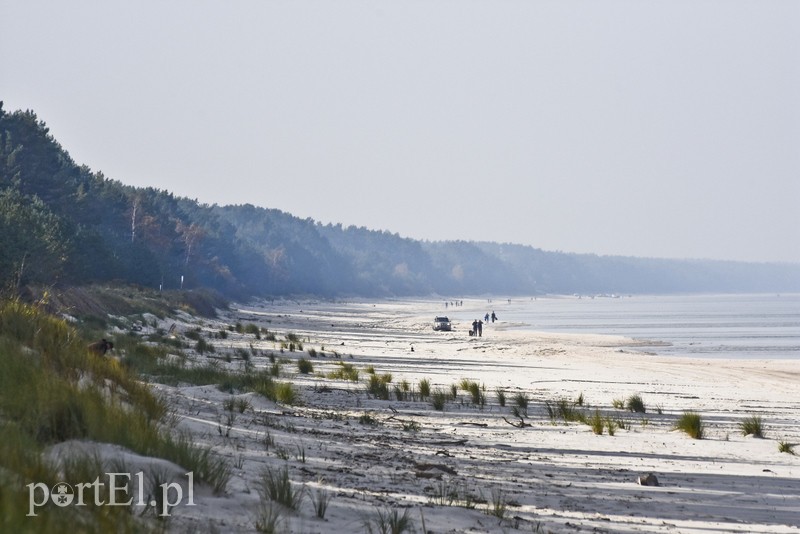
top-left (2, 1), bottom-right (798, 263)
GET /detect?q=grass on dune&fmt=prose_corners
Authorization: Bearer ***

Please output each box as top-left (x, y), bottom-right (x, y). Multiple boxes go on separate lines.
top-left (0, 299), bottom-right (231, 532)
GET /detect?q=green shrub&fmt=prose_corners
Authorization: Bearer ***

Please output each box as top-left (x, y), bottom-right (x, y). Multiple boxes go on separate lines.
top-left (365, 506), bottom-right (414, 534)
top-left (738, 415), bottom-right (765, 438)
top-left (495, 388), bottom-right (506, 407)
top-left (431, 388), bottom-right (448, 411)
top-left (327, 361), bottom-right (359, 381)
top-left (675, 411), bottom-right (704, 439)
top-left (366, 374), bottom-right (390, 400)
top-left (258, 465), bottom-right (303, 510)
top-left (625, 394), bottom-right (646, 413)
top-left (274, 382), bottom-right (298, 405)
top-left (418, 378), bottom-right (431, 399)
top-left (512, 392), bottom-right (529, 417)
top-left (297, 358), bottom-right (313, 374)
top-left (589, 409), bottom-right (604, 435)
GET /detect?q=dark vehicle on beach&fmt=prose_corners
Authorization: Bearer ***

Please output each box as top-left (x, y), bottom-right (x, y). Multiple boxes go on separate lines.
top-left (433, 316), bottom-right (452, 331)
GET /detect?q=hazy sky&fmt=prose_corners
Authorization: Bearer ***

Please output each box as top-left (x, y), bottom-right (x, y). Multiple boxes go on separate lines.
top-left (2, 1), bottom-right (798, 263)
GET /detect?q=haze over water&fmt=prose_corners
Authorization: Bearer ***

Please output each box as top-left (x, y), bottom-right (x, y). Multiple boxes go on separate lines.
top-left (490, 294), bottom-right (800, 359)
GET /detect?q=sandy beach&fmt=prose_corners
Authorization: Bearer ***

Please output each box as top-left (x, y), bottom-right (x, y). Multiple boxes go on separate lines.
top-left (74, 297), bottom-right (799, 533)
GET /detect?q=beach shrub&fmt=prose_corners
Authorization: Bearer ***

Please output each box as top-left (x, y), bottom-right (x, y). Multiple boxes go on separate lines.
top-left (358, 412), bottom-right (380, 426)
top-left (365, 506), bottom-right (414, 534)
top-left (419, 378), bottom-right (431, 399)
top-left (605, 417), bottom-right (617, 436)
top-left (244, 323), bottom-right (260, 337)
top-left (550, 397), bottom-right (585, 423)
top-left (431, 388), bottom-right (448, 411)
top-left (254, 502), bottom-right (286, 534)
top-left (366, 374), bottom-right (391, 400)
top-left (460, 380), bottom-right (484, 406)
top-left (310, 483), bottom-right (332, 519)
top-left (738, 415), bottom-right (765, 438)
top-left (429, 478), bottom-right (458, 506)
top-left (675, 411), bottom-right (704, 439)
top-left (495, 387), bottom-right (506, 407)
top-left (327, 361), bottom-right (359, 382)
top-left (589, 409), bottom-right (604, 435)
top-left (194, 336), bottom-right (215, 354)
top-left (487, 488), bottom-right (508, 519)
top-left (625, 394), bottom-right (646, 413)
top-left (512, 392), bottom-right (529, 418)
top-left (297, 358), bottom-right (313, 374)
top-left (258, 465), bottom-right (303, 510)
top-left (274, 382), bottom-right (298, 405)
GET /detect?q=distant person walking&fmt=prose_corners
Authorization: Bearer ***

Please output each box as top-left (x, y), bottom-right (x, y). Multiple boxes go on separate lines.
top-left (477, 319), bottom-right (483, 337)
top-left (471, 319), bottom-right (478, 336)
top-left (491, 311), bottom-right (497, 323)
top-left (485, 313), bottom-right (490, 323)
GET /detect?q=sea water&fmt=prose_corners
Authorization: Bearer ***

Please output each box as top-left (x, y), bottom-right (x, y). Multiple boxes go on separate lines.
top-left (489, 294), bottom-right (800, 359)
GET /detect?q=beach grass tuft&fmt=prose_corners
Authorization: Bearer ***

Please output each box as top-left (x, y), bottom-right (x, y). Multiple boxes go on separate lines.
top-left (778, 441), bottom-right (795, 455)
top-left (495, 387), bottom-right (506, 407)
top-left (418, 378), bottom-right (431, 399)
top-left (675, 411), bottom-right (704, 439)
top-left (625, 394), bottom-right (646, 413)
top-left (487, 488), bottom-right (508, 519)
top-left (365, 506), bottom-right (415, 534)
top-left (327, 361), bottom-right (359, 381)
top-left (258, 465), bottom-right (304, 510)
top-left (431, 388), bottom-right (448, 411)
top-left (738, 415), bottom-right (765, 438)
top-left (297, 358), bottom-right (313, 374)
top-left (589, 409), bottom-right (604, 435)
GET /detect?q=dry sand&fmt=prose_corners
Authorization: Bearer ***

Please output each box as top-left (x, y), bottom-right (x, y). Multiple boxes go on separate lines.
top-left (87, 297), bottom-right (800, 533)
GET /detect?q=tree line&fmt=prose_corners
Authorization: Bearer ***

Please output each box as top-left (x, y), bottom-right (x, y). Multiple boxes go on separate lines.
top-left (2, 103), bottom-right (798, 299)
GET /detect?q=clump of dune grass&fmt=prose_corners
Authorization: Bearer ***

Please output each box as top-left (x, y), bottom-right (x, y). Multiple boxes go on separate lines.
top-left (310, 481), bottom-right (333, 519)
top-left (297, 358), bottom-right (313, 374)
top-left (605, 417), bottom-right (617, 436)
top-left (255, 501), bottom-right (287, 533)
top-left (274, 382), bottom-right (298, 405)
top-left (487, 488), bottom-right (508, 519)
top-left (0, 299), bottom-right (233, 531)
top-left (495, 387), bottom-right (506, 407)
top-left (778, 441), bottom-right (795, 455)
top-left (364, 506), bottom-right (414, 534)
top-left (512, 392), bottom-right (529, 418)
top-left (258, 465), bottom-right (304, 510)
top-left (459, 379), bottom-right (485, 407)
top-left (418, 378), bottom-right (431, 399)
top-left (675, 411), bottom-right (704, 439)
top-left (589, 409), bottom-right (604, 435)
top-left (366, 373), bottom-right (391, 400)
top-left (625, 394), bottom-right (646, 413)
top-left (738, 415), bottom-right (765, 438)
top-left (327, 361), bottom-right (359, 381)
top-left (611, 397), bottom-right (625, 410)
top-left (431, 388), bottom-right (448, 411)
top-left (358, 412), bottom-right (380, 426)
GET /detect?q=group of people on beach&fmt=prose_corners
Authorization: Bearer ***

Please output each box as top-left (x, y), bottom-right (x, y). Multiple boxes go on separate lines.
top-left (470, 311), bottom-right (497, 337)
